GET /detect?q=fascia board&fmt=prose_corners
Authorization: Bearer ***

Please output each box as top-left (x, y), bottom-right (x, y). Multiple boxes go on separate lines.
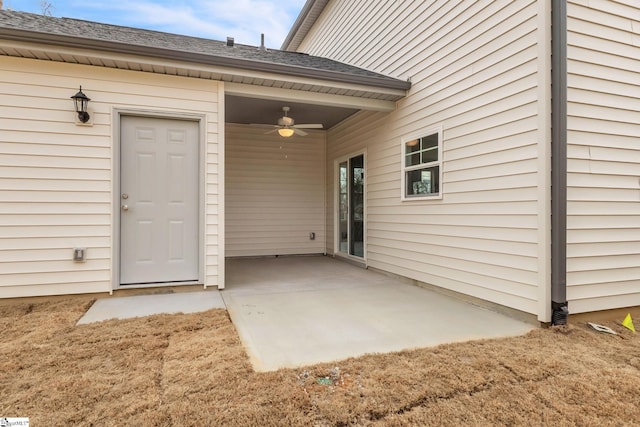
top-left (225, 82), bottom-right (398, 112)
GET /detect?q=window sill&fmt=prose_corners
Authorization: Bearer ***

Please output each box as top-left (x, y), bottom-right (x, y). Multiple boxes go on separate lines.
top-left (401, 193), bottom-right (443, 202)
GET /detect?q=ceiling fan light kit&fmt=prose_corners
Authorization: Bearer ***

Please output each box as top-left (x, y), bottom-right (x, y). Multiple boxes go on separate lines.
top-left (278, 128), bottom-right (295, 138)
top-left (250, 106), bottom-right (323, 138)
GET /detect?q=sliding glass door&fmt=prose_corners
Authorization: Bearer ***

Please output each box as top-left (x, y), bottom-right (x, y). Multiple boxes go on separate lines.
top-left (337, 154), bottom-right (364, 258)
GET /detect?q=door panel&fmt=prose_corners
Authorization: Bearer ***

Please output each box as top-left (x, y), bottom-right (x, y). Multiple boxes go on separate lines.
top-left (120, 116), bottom-right (199, 285)
top-left (349, 155), bottom-right (364, 257)
top-left (337, 154), bottom-right (364, 258)
top-left (338, 161), bottom-right (348, 253)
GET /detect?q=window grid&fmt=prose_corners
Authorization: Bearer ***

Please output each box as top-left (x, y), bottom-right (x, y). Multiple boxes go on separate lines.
top-left (401, 128), bottom-right (442, 200)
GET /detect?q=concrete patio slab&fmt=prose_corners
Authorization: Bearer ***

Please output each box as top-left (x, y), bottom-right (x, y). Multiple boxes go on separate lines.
top-left (77, 290), bottom-right (226, 325)
top-left (223, 256), bottom-right (536, 372)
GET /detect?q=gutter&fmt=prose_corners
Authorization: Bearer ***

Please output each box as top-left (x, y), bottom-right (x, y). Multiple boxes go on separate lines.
top-left (551, 0), bottom-right (569, 325)
top-left (0, 27), bottom-right (411, 92)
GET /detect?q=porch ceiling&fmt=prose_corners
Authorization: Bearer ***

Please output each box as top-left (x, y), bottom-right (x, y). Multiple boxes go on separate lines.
top-left (225, 95), bottom-right (358, 129)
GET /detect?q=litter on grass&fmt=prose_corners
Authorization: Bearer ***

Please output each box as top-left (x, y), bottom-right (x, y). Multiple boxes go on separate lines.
top-left (622, 313), bottom-right (636, 333)
top-left (587, 322), bottom-right (617, 335)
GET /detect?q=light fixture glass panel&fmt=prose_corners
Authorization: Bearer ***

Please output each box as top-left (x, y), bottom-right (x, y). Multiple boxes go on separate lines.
top-left (278, 128), bottom-right (295, 137)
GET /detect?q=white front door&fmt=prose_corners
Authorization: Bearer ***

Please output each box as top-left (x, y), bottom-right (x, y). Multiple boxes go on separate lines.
top-left (120, 116), bottom-right (199, 285)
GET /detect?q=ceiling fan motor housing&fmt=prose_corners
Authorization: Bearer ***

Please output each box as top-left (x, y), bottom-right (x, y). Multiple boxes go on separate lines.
top-left (279, 116), bottom-right (295, 126)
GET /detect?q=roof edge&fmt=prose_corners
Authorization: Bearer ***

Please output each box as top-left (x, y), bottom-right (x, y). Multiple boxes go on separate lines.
top-left (281, 0), bottom-right (328, 51)
top-left (1, 27), bottom-right (410, 91)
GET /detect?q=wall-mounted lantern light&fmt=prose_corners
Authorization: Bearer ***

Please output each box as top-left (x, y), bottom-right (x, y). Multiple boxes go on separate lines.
top-left (70, 86), bottom-right (91, 123)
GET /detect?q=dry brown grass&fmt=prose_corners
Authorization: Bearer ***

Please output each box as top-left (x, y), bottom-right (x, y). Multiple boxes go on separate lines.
top-left (1, 297), bottom-right (640, 426)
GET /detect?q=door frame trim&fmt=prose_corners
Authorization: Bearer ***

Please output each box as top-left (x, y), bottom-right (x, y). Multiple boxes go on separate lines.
top-left (112, 109), bottom-right (206, 290)
top-left (333, 149), bottom-right (367, 265)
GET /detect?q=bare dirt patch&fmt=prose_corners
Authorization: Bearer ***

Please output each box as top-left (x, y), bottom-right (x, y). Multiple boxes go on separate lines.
top-left (1, 298), bottom-right (639, 425)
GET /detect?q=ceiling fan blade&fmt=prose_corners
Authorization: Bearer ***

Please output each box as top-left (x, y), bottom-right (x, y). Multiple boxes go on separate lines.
top-left (293, 128), bottom-right (308, 136)
top-left (264, 129), bottom-right (279, 135)
top-left (293, 124), bottom-right (323, 129)
top-left (250, 123), bottom-right (279, 128)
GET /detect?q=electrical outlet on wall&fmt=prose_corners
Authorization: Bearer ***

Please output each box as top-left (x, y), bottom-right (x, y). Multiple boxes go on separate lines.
top-left (73, 247), bottom-right (87, 262)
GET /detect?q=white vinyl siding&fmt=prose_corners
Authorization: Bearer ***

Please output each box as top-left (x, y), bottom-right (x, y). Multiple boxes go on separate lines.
top-left (303, 0), bottom-right (550, 318)
top-left (225, 124), bottom-right (326, 257)
top-left (566, 0), bottom-right (640, 313)
top-left (0, 56), bottom-right (222, 298)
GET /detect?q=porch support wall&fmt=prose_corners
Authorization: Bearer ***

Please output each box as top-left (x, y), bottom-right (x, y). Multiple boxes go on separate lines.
top-left (0, 56), bottom-right (223, 298)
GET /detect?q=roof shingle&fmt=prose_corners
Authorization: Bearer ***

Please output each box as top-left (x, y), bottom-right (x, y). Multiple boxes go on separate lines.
top-left (0, 10), bottom-right (410, 90)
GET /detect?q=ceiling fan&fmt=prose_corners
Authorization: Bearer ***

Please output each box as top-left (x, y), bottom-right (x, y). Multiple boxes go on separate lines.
top-left (250, 106), bottom-right (323, 137)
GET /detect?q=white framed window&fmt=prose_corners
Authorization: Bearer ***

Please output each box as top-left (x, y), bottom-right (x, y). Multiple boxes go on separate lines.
top-left (401, 126), bottom-right (443, 200)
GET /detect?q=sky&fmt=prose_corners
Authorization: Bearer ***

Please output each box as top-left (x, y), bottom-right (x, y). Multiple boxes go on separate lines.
top-left (6, 0), bottom-right (307, 48)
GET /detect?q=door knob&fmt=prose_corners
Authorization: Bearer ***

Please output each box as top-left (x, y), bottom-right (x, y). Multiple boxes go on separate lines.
top-left (122, 204), bottom-right (129, 211)
top-left (121, 193), bottom-right (129, 199)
